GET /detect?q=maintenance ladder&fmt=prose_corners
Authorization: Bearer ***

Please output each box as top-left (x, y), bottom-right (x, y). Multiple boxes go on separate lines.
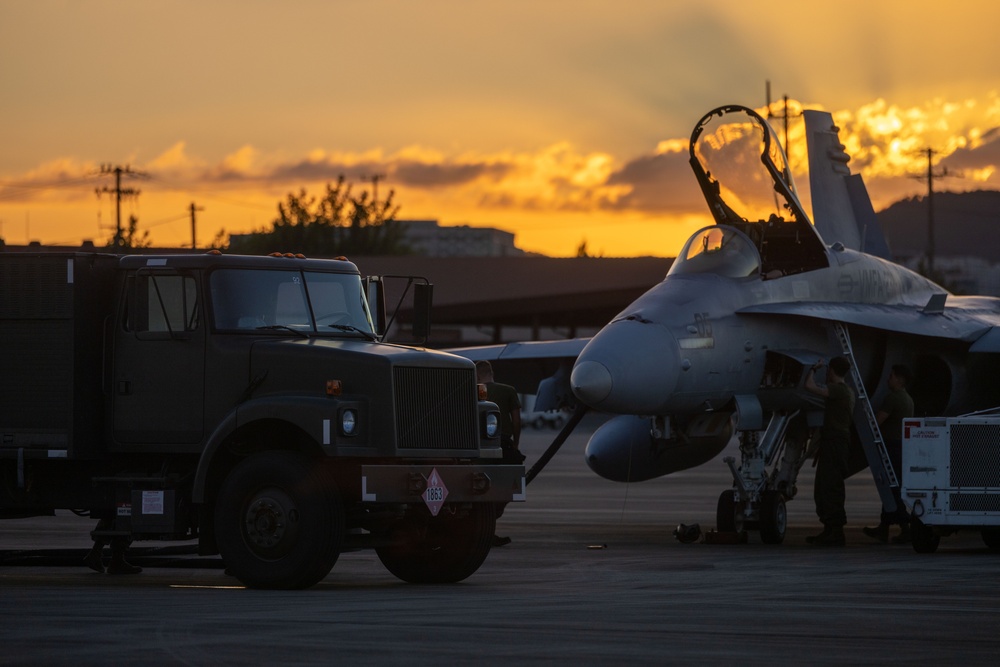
top-left (831, 322), bottom-right (899, 512)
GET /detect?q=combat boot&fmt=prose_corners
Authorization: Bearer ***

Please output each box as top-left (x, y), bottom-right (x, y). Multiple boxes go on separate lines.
top-left (83, 545), bottom-right (105, 573)
top-left (863, 522), bottom-right (889, 543)
top-left (806, 526), bottom-right (831, 544)
top-left (811, 526), bottom-right (845, 546)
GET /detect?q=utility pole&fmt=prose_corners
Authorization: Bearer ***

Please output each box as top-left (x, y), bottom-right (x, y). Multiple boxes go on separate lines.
top-left (764, 82), bottom-right (800, 161)
top-left (916, 148), bottom-right (955, 275)
top-left (95, 165), bottom-right (148, 248)
top-left (189, 202), bottom-right (204, 249)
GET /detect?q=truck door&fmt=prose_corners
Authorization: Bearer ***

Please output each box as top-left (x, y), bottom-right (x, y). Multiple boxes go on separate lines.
top-left (113, 268), bottom-right (205, 445)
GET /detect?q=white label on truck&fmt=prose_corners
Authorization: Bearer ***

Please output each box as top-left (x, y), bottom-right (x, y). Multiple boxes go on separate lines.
top-left (142, 490), bottom-right (165, 515)
top-left (146, 259), bottom-right (168, 266)
top-left (323, 419), bottom-right (331, 445)
top-left (66, 259), bottom-right (74, 284)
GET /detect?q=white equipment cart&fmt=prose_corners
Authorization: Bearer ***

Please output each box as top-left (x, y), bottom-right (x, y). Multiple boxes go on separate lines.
top-left (901, 413), bottom-right (1000, 553)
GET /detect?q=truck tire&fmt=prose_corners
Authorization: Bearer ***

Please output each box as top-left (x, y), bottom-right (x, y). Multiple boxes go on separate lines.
top-left (376, 503), bottom-right (496, 584)
top-left (215, 451), bottom-right (344, 589)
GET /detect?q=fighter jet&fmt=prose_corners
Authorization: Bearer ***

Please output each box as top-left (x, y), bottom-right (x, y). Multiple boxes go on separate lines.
top-left (453, 104), bottom-right (1000, 543)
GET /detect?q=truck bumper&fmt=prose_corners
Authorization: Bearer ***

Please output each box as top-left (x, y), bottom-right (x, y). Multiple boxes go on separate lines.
top-left (361, 464), bottom-right (526, 505)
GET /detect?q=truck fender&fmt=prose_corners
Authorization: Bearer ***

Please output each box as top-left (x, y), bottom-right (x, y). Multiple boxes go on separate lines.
top-left (192, 410), bottom-right (240, 504)
top-left (192, 395), bottom-right (341, 504)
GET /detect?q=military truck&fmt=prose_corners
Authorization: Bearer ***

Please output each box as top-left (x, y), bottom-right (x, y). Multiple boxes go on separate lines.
top-left (0, 251), bottom-right (525, 588)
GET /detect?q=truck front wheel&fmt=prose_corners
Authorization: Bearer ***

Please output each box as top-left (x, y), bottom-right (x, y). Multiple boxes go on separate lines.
top-left (376, 503), bottom-right (496, 584)
top-left (215, 451), bottom-right (344, 589)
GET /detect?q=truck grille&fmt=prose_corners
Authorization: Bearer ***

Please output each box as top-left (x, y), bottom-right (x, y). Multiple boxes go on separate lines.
top-left (393, 367), bottom-right (478, 451)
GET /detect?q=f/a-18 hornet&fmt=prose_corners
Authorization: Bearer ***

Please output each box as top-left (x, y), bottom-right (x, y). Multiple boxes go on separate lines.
top-left (454, 104), bottom-right (1000, 543)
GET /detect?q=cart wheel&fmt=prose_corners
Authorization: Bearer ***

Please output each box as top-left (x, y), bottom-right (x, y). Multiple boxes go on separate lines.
top-left (911, 518), bottom-right (940, 554)
top-left (981, 528), bottom-right (1000, 550)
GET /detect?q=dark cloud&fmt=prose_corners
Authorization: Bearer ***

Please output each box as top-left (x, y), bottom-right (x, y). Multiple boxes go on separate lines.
top-left (941, 127), bottom-right (1000, 172)
top-left (270, 161), bottom-right (373, 183)
top-left (392, 160), bottom-right (510, 187)
top-left (604, 151), bottom-right (705, 214)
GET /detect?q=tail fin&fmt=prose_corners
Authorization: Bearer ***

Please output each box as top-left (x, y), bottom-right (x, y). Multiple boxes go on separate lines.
top-left (804, 110), bottom-right (893, 260)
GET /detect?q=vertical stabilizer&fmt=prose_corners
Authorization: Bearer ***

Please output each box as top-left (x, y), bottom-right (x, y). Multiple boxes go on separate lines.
top-left (805, 110), bottom-right (893, 260)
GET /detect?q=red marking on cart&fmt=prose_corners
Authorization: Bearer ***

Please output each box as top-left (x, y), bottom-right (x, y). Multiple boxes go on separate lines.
top-left (423, 468), bottom-right (448, 516)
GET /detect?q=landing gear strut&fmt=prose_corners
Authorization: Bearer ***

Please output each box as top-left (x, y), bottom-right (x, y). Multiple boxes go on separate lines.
top-left (719, 412), bottom-right (807, 544)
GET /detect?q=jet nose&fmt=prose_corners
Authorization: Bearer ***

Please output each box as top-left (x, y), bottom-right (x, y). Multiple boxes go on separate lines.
top-left (570, 360), bottom-right (613, 405)
top-left (571, 319), bottom-right (679, 414)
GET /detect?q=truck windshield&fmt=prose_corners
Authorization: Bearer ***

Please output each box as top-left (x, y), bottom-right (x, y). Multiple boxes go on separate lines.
top-left (210, 269), bottom-right (375, 335)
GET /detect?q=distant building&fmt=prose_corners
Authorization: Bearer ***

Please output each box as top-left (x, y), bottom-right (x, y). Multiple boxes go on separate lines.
top-left (398, 220), bottom-right (526, 257)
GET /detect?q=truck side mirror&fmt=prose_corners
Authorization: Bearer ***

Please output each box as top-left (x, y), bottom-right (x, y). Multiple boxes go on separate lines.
top-left (412, 282), bottom-right (433, 343)
top-left (366, 276), bottom-right (386, 336)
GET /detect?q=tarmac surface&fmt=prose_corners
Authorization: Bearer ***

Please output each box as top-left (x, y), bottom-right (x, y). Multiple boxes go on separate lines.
top-left (3, 418), bottom-right (1000, 665)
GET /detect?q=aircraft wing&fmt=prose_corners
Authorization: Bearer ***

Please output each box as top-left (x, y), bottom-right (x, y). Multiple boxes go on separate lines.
top-left (448, 338), bottom-right (591, 408)
top-left (737, 301), bottom-right (994, 342)
top-left (447, 338), bottom-right (590, 362)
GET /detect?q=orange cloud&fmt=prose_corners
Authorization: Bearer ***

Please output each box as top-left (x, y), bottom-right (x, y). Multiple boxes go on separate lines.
top-left (4, 92), bottom-right (1000, 256)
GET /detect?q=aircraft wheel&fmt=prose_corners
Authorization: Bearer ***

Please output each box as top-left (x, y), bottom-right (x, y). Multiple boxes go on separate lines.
top-left (376, 503), bottom-right (496, 584)
top-left (758, 490), bottom-right (787, 544)
top-left (215, 451), bottom-right (344, 589)
top-left (981, 528), bottom-right (1000, 550)
top-left (717, 490), bottom-right (743, 533)
top-left (911, 518), bottom-right (940, 554)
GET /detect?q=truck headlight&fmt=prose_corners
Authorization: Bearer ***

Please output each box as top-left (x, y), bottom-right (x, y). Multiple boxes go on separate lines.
top-left (340, 409), bottom-right (358, 436)
top-left (485, 412), bottom-right (499, 438)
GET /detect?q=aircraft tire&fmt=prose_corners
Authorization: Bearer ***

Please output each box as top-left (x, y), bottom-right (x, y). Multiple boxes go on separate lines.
top-left (716, 490), bottom-right (741, 533)
top-left (758, 490), bottom-right (787, 544)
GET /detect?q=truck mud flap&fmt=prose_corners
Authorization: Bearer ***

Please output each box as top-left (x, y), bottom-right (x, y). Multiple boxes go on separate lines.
top-left (361, 464), bottom-right (525, 508)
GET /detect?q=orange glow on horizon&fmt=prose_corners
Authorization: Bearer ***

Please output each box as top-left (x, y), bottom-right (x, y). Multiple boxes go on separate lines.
top-left (2, 93), bottom-right (1000, 257)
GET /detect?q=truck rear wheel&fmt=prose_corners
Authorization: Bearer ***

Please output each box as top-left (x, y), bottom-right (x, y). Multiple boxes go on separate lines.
top-left (215, 451), bottom-right (344, 589)
top-left (376, 503), bottom-right (496, 584)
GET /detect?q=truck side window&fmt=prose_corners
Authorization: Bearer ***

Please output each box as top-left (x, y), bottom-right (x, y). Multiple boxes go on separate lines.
top-left (127, 273), bottom-right (199, 334)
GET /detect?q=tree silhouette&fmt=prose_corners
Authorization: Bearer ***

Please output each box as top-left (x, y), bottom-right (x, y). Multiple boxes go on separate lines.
top-left (106, 214), bottom-right (151, 250)
top-left (229, 176), bottom-right (409, 257)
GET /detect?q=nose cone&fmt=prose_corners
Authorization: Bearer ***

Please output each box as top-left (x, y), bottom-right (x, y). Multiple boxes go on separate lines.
top-left (571, 360), bottom-right (613, 405)
top-left (571, 319), bottom-right (679, 414)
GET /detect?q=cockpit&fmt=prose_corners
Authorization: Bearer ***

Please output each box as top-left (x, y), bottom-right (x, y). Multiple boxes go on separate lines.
top-left (687, 105), bottom-right (829, 277)
top-left (668, 225), bottom-right (761, 278)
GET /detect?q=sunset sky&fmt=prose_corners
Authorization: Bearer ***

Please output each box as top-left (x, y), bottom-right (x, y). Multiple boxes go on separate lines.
top-left (2, 0), bottom-right (1000, 257)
